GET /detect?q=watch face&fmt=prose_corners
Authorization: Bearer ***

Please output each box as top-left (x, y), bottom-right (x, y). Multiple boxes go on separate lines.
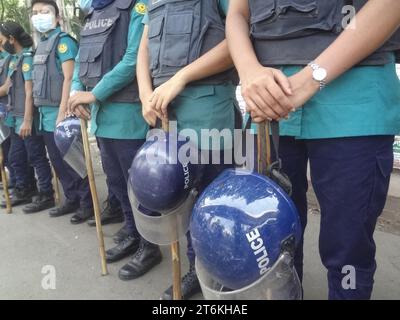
top-left (313, 68), bottom-right (327, 81)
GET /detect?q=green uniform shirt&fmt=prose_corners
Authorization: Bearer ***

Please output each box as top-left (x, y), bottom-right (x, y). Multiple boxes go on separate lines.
top-left (143, 0), bottom-right (236, 150)
top-left (71, 0), bottom-right (149, 140)
top-left (6, 48), bottom-right (35, 133)
top-left (38, 27), bottom-right (78, 133)
top-left (247, 56), bottom-right (400, 138)
top-left (0, 51), bottom-right (8, 61)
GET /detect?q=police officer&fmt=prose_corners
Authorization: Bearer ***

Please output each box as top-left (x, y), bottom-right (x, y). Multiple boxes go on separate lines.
top-left (0, 46), bottom-right (15, 191)
top-left (30, 0), bottom-right (95, 223)
top-left (0, 43), bottom-right (34, 203)
top-left (0, 21), bottom-right (55, 213)
top-left (137, 0), bottom-right (240, 300)
top-left (68, 0), bottom-right (161, 280)
top-left (227, 0), bottom-right (400, 299)
top-left (74, 0), bottom-right (125, 228)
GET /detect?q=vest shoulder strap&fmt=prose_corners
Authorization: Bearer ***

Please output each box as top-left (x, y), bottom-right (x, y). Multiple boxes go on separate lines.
top-left (59, 32), bottom-right (79, 46)
top-left (44, 31), bottom-right (63, 53)
top-left (4, 55), bottom-right (12, 69)
top-left (116, 0), bottom-right (136, 10)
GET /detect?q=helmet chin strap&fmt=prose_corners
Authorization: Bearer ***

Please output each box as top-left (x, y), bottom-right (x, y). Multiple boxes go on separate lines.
top-left (245, 117), bottom-right (293, 196)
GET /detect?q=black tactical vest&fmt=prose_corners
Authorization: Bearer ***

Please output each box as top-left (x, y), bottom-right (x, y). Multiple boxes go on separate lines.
top-left (249, 0), bottom-right (400, 66)
top-left (147, 0), bottom-right (238, 87)
top-left (9, 53), bottom-right (32, 117)
top-left (78, 0), bottom-right (140, 103)
top-left (33, 30), bottom-right (73, 107)
top-left (0, 55), bottom-right (11, 106)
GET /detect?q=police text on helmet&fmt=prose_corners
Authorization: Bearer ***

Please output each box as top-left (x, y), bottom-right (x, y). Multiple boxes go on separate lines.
top-left (246, 228), bottom-right (270, 276)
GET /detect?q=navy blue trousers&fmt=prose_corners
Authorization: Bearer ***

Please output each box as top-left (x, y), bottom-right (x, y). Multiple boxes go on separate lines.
top-left (96, 138), bottom-right (121, 210)
top-left (97, 138), bottom-right (145, 235)
top-left (9, 128), bottom-right (53, 194)
top-left (269, 135), bottom-right (393, 300)
top-left (43, 131), bottom-right (92, 208)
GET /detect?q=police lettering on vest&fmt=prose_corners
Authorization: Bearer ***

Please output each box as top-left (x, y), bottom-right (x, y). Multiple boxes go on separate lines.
top-left (249, 0), bottom-right (400, 66)
top-left (83, 18), bottom-right (114, 30)
top-left (78, 0), bottom-right (140, 103)
top-left (147, 0), bottom-right (238, 87)
top-left (32, 30), bottom-right (70, 107)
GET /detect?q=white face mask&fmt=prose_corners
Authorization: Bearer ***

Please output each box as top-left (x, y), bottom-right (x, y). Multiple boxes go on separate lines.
top-left (31, 13), bottom-right (56, 34)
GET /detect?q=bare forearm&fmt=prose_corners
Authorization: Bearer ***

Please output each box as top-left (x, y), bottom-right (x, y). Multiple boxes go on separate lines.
top-left (137, 28), bottom-right (154, 100)
top-left (60, 76), bottom-right (72, 112)
top-left (226, 1), bottom-right (260, 78)
top-left (316, 0), bottom-right (400, 83)
top-left (0, 79), bottom-right (10, 97)
top-left (0, 87), bottom-right (7, 97)
top-left (178, 40), bottom-right (233, 84)
top-left (24, 90), bottom-right (34, 121)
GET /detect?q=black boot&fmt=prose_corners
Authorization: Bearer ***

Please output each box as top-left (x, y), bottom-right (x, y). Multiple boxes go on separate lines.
top-left (106, 234), bottom-right (140, 263)
top-left (113, 225), bottom-right (131, 244)
top-left (70, 207), bottom-right (94, 224)
top-left (49, 201), bottom-right (79, 217)
top-left (160, 264), bottom-right (201, 300)
top-left (118, 239), bottom-right (162, 281)
top-left (23, 192), bottom-right (55, 214)
top-left (87, 200), bottom-right (124, 227)
top-left (0, 187), bottom-right (33, 208)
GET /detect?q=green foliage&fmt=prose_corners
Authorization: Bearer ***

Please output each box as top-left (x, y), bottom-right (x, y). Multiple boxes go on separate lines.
top-left (0, 0), bottom-right (32, 33)
top-left (64, 0), bottom-right (85, 39)
top-left (0, 0), bottom-right (84, 38)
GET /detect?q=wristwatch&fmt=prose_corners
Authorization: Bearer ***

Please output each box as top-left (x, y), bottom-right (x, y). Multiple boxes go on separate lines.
top-left (308, 61), bottom-right (327, 90)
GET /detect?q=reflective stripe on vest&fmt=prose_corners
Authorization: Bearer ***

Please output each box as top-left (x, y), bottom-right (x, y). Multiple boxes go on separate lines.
top-left (78, 0), bottom-right (140, 104)
top-left (32, 30), bottom-right (67, 107)
top-left (148, 0), bottom-right (238, 87)
top-left (249, 0), bottom-right (400, 66)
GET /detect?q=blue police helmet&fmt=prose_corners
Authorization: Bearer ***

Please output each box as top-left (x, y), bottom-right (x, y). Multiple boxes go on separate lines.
top-left (190, 168), bottom-right (302, 290)
top-left (129, 130), bottom-right (199, 213)
top-left (54, 116), bottom-right (82, 156)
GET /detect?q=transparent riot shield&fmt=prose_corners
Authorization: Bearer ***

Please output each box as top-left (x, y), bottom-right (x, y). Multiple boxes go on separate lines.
top-left (128, 182), bottom-right (197, 246)
top-left (0, 121), bottom-right (10, 145)
top-left (196, 252), bottom-right (302, 300)
top-left (63, 135), bottom-right (87, 179)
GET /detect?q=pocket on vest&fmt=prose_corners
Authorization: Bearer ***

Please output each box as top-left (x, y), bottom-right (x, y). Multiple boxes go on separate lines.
top-left (148, 15), bottom-right (164, 70)
top-left (50, 74), bottom-right (63, 104)
top-left (32, 68), bottom-right (47, 99)
top-left (250, 0), bottom-right (341, 40)
top-left (162, 12), bottom-right (193, 67)
top-left (79, 44), bottom-right (103, 84)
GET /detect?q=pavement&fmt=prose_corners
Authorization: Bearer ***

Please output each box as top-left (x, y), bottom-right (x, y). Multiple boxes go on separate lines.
top-left (0, 142), bottom-right (399, 300)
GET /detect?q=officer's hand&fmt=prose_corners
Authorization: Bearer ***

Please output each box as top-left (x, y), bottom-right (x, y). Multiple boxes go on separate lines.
top-left (142, 95), bottom-right (158, 127)
top-left (287, 68), bottom-right (320, 109)
top-left (73, 105), bottom-right (91, 121)
top-left (241, 65), bottom-right (294, 121)
top-left (149, 74), bottom-right (187, 119)
top-left (56, 110), bottom-right (68, 125)
top-left (68, 91), bottom-right (96, 116)
top-left (19, 119), bottom-right (32, 139)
